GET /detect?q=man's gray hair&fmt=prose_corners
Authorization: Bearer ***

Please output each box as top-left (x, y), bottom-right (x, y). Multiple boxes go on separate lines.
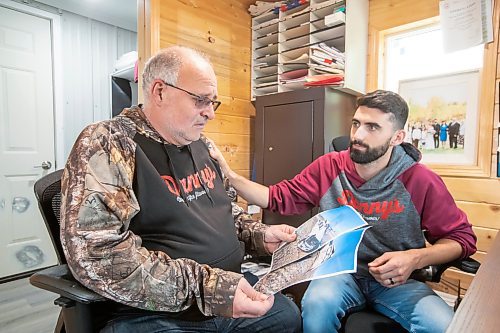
top-left (142, 46), bottom-right (210, 98)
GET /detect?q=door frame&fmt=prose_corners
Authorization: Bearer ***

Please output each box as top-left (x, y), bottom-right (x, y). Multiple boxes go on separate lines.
top-left (0, 0), bottom-right (65, 169)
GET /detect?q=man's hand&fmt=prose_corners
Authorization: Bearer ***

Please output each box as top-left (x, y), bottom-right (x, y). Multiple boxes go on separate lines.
top-left (368, 250), bottom-right (420, 288)
top-left (264, 224), bottom-right (297, 253)
top-left (206, 137), bottom-right (232, 176)
top-left (232, 278), bottom-right (274, 318)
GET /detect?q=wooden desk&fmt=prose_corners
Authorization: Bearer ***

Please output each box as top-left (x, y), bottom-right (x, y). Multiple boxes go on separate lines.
top-left (447, 234), bottom-right (500, 333)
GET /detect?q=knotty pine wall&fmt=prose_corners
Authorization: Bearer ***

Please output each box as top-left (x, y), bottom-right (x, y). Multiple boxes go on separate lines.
top-left (138, 0), bottom-right (255, 179)
top-left (368, 0), bottom-right (500, 294)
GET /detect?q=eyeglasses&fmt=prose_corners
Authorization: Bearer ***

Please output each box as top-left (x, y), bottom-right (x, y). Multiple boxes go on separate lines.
top-left (162, 81), bottom-right (221, 112)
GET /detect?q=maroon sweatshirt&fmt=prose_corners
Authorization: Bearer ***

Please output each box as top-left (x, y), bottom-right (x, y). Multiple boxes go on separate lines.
top-left (268, 143), bottom-right (476, 276)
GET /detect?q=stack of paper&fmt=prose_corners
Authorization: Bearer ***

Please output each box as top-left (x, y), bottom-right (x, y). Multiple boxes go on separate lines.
top-left (280, 68), bottom-right (308, 84)
top-left (304, 73), bottom-right (344, 87)
top-left (249, 1), bottom-right (283, 17)
top-left (253, 205), bottom-right (370, 295)
top-left (283, 53), bottom-right (309, 64)
top-left (307, 43), bottom-right (345, 85)
top-left (310, 43), bottom-right (344, 67)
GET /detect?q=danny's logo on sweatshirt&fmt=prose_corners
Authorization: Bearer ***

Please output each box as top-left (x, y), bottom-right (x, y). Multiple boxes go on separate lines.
top-left (160, 165), bottom-right (216, 202)
top-left (336, 190), bottom-right (404, 220)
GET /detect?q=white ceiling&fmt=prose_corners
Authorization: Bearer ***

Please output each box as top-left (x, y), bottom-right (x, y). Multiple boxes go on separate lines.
top-left (36, 0), bottom-right (137, 32)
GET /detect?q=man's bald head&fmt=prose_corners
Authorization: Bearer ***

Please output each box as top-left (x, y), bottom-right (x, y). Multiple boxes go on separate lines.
top-left (142, 46), bottom-right (211, 101)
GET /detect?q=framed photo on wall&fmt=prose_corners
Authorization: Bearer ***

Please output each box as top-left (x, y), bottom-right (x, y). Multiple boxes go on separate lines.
top-left (399, 70), bottom-right (480, 166)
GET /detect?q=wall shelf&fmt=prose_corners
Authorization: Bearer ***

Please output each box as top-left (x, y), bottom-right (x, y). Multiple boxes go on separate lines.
top-left (250, 0), bottom-right (368, 99)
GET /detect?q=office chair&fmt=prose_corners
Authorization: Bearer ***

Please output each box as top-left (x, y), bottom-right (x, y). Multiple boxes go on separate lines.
top-left (325, 135), bottom-right (480, 332)
top-left (30, 169), bottom-right (105, 333)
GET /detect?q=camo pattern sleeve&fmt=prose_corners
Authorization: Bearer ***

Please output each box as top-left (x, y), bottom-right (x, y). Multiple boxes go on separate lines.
top-left (224, 178), bottom-right (271, 257)
top-left (60, 116), bottom-right (241, 318)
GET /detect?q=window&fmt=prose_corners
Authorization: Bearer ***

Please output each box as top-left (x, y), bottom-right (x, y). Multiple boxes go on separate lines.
top-left (383, 24), bottom-right (483, 92)
top-left (382, 22), bottom-right (484, 165)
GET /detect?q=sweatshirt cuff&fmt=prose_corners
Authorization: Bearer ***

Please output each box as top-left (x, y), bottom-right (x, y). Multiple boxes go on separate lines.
top-left (207, 269), bottom-right (242, 318)
top-left (251, 222), bottom-right (272, 256)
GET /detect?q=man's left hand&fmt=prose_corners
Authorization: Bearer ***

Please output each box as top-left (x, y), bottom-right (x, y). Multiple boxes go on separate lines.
top-left (368, 250), bottom-right (420, 288)
top-left (264, 225), bottom-right (297, 253)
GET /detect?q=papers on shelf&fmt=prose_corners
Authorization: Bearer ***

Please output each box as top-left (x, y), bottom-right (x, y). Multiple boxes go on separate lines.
top-left (280, 68), bottom-right (308, 80)
top-left (249, 1), bottom-right (283, 17)
top-left (304, 73), bottom-right (344, 86)
top-left (255, 81), bottom-right (278, 89)
top-left (283, 53), bottom-right (309, 64)
top-left (310, 64), bottom-right (343, 74)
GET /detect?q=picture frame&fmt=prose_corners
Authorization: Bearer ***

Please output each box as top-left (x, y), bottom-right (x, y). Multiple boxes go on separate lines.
top-left (399, 70), bottom-right (480, 166)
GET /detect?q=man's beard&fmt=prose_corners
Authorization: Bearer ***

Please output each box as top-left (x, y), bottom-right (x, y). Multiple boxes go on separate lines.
top-left (349, 138), bottom-right (391, 164)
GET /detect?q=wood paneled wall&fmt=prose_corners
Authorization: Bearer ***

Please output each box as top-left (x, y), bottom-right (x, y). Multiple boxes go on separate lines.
top-left (368, 0), bottom-right (500, 294)
top-left (138, 0), bottom-right (255, 178)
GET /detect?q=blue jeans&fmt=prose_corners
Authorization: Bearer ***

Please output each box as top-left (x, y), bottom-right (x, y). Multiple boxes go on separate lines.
top-left (100, 292), bottom-right (301, 333)
top-left (301, 274), bottom-right (453, 333)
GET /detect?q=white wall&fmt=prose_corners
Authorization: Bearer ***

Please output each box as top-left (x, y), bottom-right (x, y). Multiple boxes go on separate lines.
top-left (60, 11), bottom-right (137, 161)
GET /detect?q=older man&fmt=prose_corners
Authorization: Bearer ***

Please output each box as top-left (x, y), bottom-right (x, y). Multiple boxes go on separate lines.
top-left (60, 46), bottom-right (301, 332)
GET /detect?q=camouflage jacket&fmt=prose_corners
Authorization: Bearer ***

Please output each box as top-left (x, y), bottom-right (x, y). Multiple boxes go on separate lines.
top-left (60, 106), bottom-right (270, 318)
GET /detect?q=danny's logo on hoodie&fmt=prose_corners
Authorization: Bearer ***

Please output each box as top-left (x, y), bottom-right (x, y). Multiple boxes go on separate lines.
top-left (160, 165), bottom-right (217, 202)
top-left (336, 190), bottom-right (404, 220)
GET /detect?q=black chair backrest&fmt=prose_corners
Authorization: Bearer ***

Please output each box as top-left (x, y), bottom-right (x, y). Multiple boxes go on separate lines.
top-left (34, 169), bottom-right (65, 264)
top-left (331, 135), bottom-right (350, 152)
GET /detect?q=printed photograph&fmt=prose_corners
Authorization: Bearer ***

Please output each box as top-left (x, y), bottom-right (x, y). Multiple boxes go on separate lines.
top-left (399, 70), bottom-right (480, 165)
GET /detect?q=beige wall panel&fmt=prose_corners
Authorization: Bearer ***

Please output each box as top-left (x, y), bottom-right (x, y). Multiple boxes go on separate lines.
top-left (220, 152), bottom-right (250, 171)
top-left (161, 0), bottom-right (251, 30)
top-left (471, 250), bottom-right (487, 264)
top-left (204, 114), bottom-right (251, 135)
top-left (494, 103), bottom-right (499, 129)
top-left (472, 226), bottom-right (499, 253)
top-left (495, 79), bottom-right (500, 104)
top-left (235, 169), bottom-right (251, 179)
top-left (157, 8), bottom-right (251, 52)
top-left (443, 178), bottom-right (500, 204)
top-left (216, 75), bottom-right (252, 101)
top-left (497, 52), bottom-right (500, 78)
top-left (216, 97), bottom-right (255, 118)
top-left (203, 132), bottom-right (252, 153)
top-left (457, 201), bottom-right (500, 229)
top-left (492, 120), bottom-right (498, 155)
top-left (438, 269), bottom-right (474, 293)
top-left (147, 0), bottom-right (254, 173)
top-left (369, 0), bottom-right (438, 30)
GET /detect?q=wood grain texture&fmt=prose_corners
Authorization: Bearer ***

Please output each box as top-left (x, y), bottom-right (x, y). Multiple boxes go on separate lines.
top-left (443, 177), bottom-right (500, 205)
top-left (138, 0), bottom-right (255, 172)
top-left (472, 226), bottom-right (499, 253)
top-left (457, 201), bottom-right (500, 229)
top-left (369, 0), bottom-right (439, 30)
top-left (447, 234), bottom-right (500, 332)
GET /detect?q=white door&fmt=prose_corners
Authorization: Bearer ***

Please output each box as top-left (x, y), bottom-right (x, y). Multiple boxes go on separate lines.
top-left (0, 5), bottom-right (58, 279)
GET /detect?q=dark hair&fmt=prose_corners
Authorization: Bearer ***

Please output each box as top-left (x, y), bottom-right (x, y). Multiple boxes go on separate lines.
top-left (356, 90), bottom-right (408, 130)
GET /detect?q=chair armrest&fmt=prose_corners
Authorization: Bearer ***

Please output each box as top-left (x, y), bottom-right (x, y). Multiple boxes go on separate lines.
top-left (411, 257), bottom-right (481, 283)
top-left (450, 257), bottom-right (480, 274)
top-left (29, 264), bottom-right (106, 304)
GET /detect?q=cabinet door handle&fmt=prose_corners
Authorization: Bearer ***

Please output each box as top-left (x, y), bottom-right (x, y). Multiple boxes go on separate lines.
top-left (268, 146), bottom-right (274, 151)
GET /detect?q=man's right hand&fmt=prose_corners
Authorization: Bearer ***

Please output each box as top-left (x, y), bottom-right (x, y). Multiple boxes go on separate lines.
top-left (232, 278), bottom-right (274, 318)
